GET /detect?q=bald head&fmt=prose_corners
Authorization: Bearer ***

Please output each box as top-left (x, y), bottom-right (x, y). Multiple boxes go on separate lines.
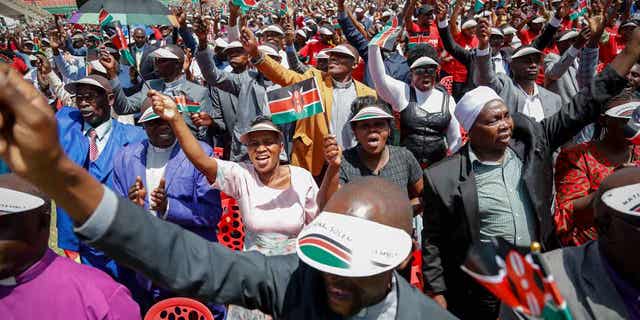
top-left (595, 167), bottom-right (640, 232)
top-left (323, 177), bottom-right (413, 234)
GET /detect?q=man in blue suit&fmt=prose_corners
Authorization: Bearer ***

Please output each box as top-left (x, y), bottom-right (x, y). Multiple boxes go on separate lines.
top-left (55, 74), bottom-right (146, 293)
top-left (111, 98), bottom-right (224, 316)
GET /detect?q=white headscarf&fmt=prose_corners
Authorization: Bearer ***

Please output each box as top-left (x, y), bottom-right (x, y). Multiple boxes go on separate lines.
top-left (455, 86), bottom-right (504, 132)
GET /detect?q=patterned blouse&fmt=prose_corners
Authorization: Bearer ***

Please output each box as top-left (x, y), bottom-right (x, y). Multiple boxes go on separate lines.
top-left (554, 142), bottom-right (640, 246)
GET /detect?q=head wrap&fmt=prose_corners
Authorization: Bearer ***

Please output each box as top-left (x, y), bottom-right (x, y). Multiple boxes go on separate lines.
top-left (455, 86), bottom-right (504, 131)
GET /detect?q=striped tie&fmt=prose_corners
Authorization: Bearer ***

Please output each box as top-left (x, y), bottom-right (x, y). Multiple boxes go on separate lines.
top-left (88, 129), bottom-right (98, 162)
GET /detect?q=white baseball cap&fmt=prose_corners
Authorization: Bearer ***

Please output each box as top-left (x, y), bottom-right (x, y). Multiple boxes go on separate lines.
top-left (325, 44), bottom-right (357, 60)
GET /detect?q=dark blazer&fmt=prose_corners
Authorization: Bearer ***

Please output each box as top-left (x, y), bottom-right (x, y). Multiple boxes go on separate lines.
top-left (83, 193), bottom-right (459, 320)
top-left (438, 19), bottom-right (557, 96)
top-left (421, 66), bottom-right (628, 296)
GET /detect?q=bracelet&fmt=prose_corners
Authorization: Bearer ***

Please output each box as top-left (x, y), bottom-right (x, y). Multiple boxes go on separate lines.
top-left (250, 52), bottom-right (265, 65)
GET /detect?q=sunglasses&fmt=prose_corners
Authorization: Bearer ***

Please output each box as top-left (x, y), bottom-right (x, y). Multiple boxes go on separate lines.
top-left (412, 66), bottom-right (437, 76)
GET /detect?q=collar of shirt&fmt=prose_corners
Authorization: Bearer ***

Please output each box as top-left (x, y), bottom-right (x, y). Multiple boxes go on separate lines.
top-left (83, 119), bottom-right (112, 141)
top-left (332, 78), bottom-right (354, 89)
top-left (469, 146), bottom-right (509, 166)
top-left (0, 249), bottom-right (56, 287)
top-left (415, 87), bottom-right (434, 101)
top-left (517, 83), bottom-right (540, 98)
top-left (350, 274), bottom-right (398, 320)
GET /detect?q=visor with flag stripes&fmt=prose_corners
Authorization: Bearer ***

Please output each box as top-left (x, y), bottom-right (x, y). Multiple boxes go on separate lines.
top-left (296, 212), bottom-right (412, 277)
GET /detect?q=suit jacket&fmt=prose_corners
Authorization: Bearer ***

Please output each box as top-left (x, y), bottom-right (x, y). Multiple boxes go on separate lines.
top-left (500, 241), bottom-right (630, 320)
top-left (55, 107), bottom-right (146, 280)
top-left (129, 43), bottom-right (156, 80)
top-left (111, 140), bottom-right (222, 241)
top-left (255, 55), bottom-right (377, 177)
top-left (110, 77), bottom-right (214, 142)
top-left (544, 47), bottom-right (599, 106)
top-left (195, 48), bottom-right (287, 162)
top-left (475, 51), bottom-right (563, 118)
top-left (83, 193), bottom-right (459, 320)
top-left (438, 19), bottom-right (557, 96)
top-left (421, 66), bottom-right (628, 296)
top-left (208, 85), bottom-right (238, 150)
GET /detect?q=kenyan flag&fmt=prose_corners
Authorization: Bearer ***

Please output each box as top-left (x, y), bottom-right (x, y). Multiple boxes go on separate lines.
top-left (232, 0), bottom-right (258, 13)
top-left (569, 0), bottom-right (588, 21)
top-left (98, 9), bottom-right (114, 29)
top-left (105, 21), bottom-right (135, 67)
top-left (175, 95), bottom-right (201, 113)
top-left (298, 233), bottom-right (351, 269)
top-left (268, 78), bottom-right (324, 125)
top-left (369, 17), bottom-right (401, 51)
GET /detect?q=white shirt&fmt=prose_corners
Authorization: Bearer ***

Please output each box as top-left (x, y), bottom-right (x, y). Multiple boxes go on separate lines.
top-left (491, 52), bottom-right (507, 75)
top-left (367, 45), bottom-right (463, 154)
top-left (518, 84), bottom-right (545, 122)
top-left (145, 141), bottom-right (175, 217)
top-left (82, 120), bottom-right (113, 157)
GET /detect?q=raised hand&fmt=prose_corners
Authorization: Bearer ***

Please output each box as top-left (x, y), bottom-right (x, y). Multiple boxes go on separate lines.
top-left (323, 135), bottom-right (342, 168)
top-left (436, 1), bottom-right (448, 22)
top-left (148, 90), bottom-right (181, 123)
top-left (128, 176), bottom-right (146, 207)
top-left (150, 178), bottom-right (167, 214)
top-left (98, 49), bottom-right (119, 80)
top-left (285, 26), bottom-right (295, 46)
top-left (0, 63), bottom-right (63, 185)
top-left (183, 48), bottom-right (193, 73)
top-left (573, 26), bottom-right (593, 49)
top-left (476, 18), bottom-right (491, 49)
top-left (229, 1), bottom-right (242, 27)
top-left (554, 0), bottom-right (571, 19)
top-left (240, 26), bottom-right (259, 58)
top-left (190, 112), bottom-right (213, 127)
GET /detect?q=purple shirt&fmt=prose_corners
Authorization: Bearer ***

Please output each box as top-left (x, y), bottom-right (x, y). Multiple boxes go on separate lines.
top-left (603, 256), bottom-right (640, 320)
top-left (0, 249), bottom-right (140, 320)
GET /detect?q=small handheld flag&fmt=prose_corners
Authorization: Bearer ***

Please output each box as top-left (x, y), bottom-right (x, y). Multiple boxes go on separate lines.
top-left (474, 0), bottom-right (486, 13)
top-left (267, 78), bottom-right (324, 125)
top-left (369, 17), bottom-right (402, 51)
top-left (103, 20), bottom-right (136, 67)
top-left (174, 94), bottom-right (202, 113)
top-left (532, 0), bottom-right (545, 7)
top-left (461, 238), bottom-right (573, 320)
top-left (232, 0), bottom-right (259, 13)
top-left (569, 0), bottom-right (588, 21)
top-left (98, 9), bottom-right (114, 29)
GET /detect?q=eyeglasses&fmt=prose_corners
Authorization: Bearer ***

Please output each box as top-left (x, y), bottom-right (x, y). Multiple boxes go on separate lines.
top-left (74, 93), bottom-right (98, 103)
top-left (412, 66), bottom-right (437, 76)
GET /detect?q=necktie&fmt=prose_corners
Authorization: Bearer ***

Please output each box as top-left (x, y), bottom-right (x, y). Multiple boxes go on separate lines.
top-left (88, 129), bottom-right (98, 162)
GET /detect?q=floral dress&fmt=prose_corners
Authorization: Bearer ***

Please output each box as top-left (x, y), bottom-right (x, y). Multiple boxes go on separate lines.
top-left (554, 142), bottom-right (640, 246)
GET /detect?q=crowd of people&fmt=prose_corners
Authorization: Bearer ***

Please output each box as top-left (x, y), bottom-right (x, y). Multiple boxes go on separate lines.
top-left (2, 0), bottom-right (640, 319)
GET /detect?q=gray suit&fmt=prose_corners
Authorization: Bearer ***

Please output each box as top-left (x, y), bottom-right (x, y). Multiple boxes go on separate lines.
top-left (80, 190), bottom-right (459, 320)
top-left (544, 47), bottom-right (599, 106)
top-left (110, 77), bottom-right (214, 142)
top-left (208, 85), bottom-right (238, 152)
top-left (475, 52), bottom-right (563, 119)
top-left (500, 241), bottom-right (630, 320)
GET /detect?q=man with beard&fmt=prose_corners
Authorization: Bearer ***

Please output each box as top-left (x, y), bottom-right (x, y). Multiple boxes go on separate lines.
top-left (474, 18), bottom-right (562, 121)
top-left (104, 44), bottom-right (214, 143)
top-left (111, 99), bottom-right (223, 316)
top-left (54, 74), bottom-right (146, 294)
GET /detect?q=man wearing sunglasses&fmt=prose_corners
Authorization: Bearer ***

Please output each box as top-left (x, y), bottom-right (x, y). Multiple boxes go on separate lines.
top-left (54, 74), bottom-right (146, 297)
